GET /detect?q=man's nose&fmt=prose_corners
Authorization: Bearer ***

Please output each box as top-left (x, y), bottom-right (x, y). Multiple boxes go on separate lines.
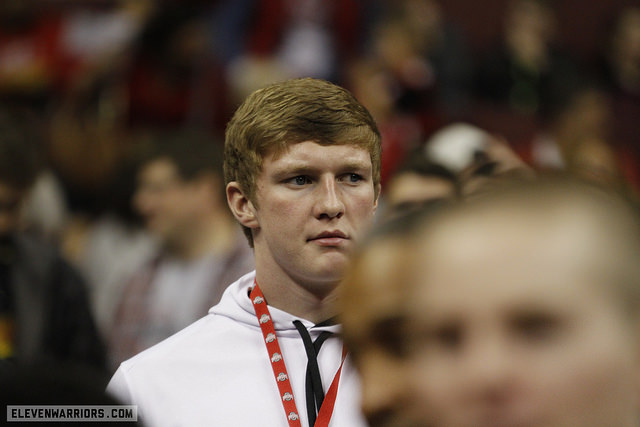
top-left (313, 177), bottom-right (344, 219)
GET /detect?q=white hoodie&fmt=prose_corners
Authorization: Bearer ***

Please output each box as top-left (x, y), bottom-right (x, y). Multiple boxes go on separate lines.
top-left (107, 271), bottom-right (367, 427)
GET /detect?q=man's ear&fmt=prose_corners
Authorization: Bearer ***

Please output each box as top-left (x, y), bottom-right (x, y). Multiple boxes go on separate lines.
top-left (373, 183), bottom-right (381, 213)
top-left (226, 182), bottom-right (259, 229)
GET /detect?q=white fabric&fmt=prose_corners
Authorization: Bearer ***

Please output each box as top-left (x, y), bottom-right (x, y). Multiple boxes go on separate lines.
top-left (531, 132), bottom-right (565, 169)
top-left (82, 215), bottom-right (157, 336)
top-left (107, 271), bottom-right (367, 427)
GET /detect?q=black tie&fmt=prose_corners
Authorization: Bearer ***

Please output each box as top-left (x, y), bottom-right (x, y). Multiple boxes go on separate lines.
top-left (293, 320), bottom-right (332, 427)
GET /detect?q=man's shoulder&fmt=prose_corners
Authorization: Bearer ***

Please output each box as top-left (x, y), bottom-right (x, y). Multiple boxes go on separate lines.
top-left (118, 313), bottom-right (234, 370)
top-left (115, 271), bottom-right (259, 374)
top-left (106, 305), bottom-right (266, 410)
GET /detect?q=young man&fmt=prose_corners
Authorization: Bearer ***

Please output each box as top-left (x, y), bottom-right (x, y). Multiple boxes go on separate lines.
top-left (107, 131), bottom-right (254, 369)
top-left (0, 108), bottom-right (106, 375)
top-left (405, 179), bottom-right (640, 426)
top-left (107, 78), bottom-right (381, 426)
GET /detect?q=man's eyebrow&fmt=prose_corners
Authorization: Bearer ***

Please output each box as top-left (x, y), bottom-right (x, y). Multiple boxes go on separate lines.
top-left (272, 163), bottom-right (319, 177)
top-left (273, 159), bottom-right (372, 176)
top-left (339, 160), bottom-right (372, 172)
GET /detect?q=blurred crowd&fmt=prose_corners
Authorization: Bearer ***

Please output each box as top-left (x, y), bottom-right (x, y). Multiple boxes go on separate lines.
top-left (0, 0), bottom-right (639, 391)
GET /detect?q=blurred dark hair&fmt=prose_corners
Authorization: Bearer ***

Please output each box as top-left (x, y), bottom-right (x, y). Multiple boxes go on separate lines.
top-left (543, 75), bottom-right (607, 121)
top-left (395, 147), bottom-right (458, 183)
top-left (137, 128), bottom-right (224, 182)
top-left (0, 107), bottom-right (42, 191)
top-left (133, 3), bottom-right (206, 62)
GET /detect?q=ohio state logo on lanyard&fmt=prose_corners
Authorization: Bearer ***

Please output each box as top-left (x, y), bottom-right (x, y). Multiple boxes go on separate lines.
top-left (250, 281), bottom-right (347, 427)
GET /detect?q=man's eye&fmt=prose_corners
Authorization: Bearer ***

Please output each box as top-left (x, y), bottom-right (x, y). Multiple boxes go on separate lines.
top-left (290, 176), bottom-right (310, 186)
top-left (346, 173), bottom-right (363, 183)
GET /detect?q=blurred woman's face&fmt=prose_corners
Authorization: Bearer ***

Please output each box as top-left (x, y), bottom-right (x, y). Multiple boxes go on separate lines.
top-left (405, 213), bottom-right (640, 427)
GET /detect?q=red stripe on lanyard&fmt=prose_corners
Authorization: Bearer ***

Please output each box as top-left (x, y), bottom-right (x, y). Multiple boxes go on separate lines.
top-left (315, 347), bottom-right (347, 427)
top-left (250, 283), bottom-right (301, 426)
top-left (250, 281), bottom-right (346, 427)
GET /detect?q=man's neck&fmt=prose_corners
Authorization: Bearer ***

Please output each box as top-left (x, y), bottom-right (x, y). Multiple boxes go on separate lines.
top-left (254, 270), bottom-right (340, 324)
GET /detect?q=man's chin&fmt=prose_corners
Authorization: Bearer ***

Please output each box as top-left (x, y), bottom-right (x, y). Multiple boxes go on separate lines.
top-left (317, 256), bottom-right (348, 278)
top-left (299, 264), bottom-right (346, 294)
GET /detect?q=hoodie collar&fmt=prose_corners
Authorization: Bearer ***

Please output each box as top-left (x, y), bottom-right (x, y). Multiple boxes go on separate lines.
top-left (209, 271), bottom-right (342, 336)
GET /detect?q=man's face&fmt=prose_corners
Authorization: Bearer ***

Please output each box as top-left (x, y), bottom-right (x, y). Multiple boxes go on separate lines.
top-left (133, 158), bottom-right (206, 243)
top-left (251, 141), bottom-right (378, 295)
top-left (341, 239), bottom-right (417, 427)
top-left (406, 213), bottom-right (640, 427)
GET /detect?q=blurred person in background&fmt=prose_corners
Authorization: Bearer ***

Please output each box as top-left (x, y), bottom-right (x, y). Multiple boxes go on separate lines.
top-left (0, 107), bottom-right (106, 377)
top-left (348, 0), bottom-right (472, 180)
top-left (371, 0), bottom-right (472, 123)
top-left (60, 150), bottom-right (157, 340)
top-left (596, 6), bottom-right (640, 185)
top-left (340, 129), bottom-right (535, 426)
top-left (474, 0), bottom-right (578, 116)
top-left (123, 2), bottom-right (232, 135)
top-left (523, 79), bottom-right (638, 193)
top-left (107, 130), bottom-right (253, 369)
top-left (0, 0), bottom-right (150, 115)
top-left (0, 1), bottom-right (73, 241)
top-left (381, 146), bottom-right (458, 220)
top-left (44, 1), bottom-right (159, 337)
top-left (599, 6), bottom-right (640, 99)
top-left (470, 0), bottom-right (580, 147)
top-left (215, 0), bottom-right (370, 100)
top-left (404, 178), bottom-right (640, 426)
top-left (48, 28), bottom-right (159, 340)
top-left (56, 0), bottom-right (151, 89)
top-left (347, 0), bottom-right (476, 190)
top-left (46, 0), bottom-right (152, 224)
top-left (424, 122), bottom-right (534, 198)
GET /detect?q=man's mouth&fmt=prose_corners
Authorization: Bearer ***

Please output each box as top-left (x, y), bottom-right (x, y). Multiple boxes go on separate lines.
top-left (308, 231), bottom-right (349, 246)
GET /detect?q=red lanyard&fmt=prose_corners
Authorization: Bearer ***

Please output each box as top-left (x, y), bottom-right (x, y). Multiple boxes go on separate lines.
top-left (250, 282), bottom-right (347, 427)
